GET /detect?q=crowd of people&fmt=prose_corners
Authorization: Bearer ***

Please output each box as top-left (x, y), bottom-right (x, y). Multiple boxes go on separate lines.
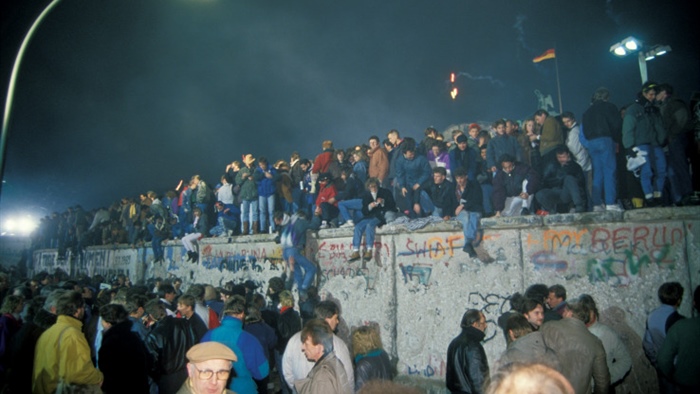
top-left (447, 282), bottom-right (700, 394)
top-left (28, 82), bottom-right (698, 262)
top-left (1, 269), bottom-right (698, 393)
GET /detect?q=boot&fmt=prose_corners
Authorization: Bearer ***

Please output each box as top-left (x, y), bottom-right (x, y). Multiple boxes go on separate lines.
top-left (243, 222), bottom-right (249, 235)
top-left (252, 221), bottom-right (260, 234)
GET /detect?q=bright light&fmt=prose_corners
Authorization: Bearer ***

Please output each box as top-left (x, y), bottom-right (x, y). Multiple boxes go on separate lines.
top-left (624, 40), bottom-right (638, 51)
top-left (450, 87), bottom-right (458, 100)
top-left (613, 46), bottom-right (627, 56)
top-left (2, 214), bottom-right (38, 236)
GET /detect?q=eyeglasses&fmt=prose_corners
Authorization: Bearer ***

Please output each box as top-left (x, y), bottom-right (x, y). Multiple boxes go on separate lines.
top-left (193, 366), bottom-right (231, 381)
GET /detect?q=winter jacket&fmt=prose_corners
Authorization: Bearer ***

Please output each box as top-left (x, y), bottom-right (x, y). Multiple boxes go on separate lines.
top-left (144, 316), bottom-right (196, 388)
top-left (294, 351), bottom-right (352, 394)
top-left (360, 187), bottom-right (397, 226)
top-left (622, 98), bottom-right (666, 148)
top-left (98, 320), bottom-right (151, 394)
top-left (275, 307), bottom-right (301, 353)
top-left (486, 134), bottom-right (522, 170)
top-left (312, 150), bottom-right (334, 174)
top-left (449, 146), bottom-right (477, 180)
top-left (582, 100), bottom-right (622, 142)
top-left (494, 331), bottom-right (559, 371)
top-left (202, 316), bottom-right (270, 394)
top-left (254, 166), bottom-right (278, 197)
top-left (279, 213), bottom-right (312, 250)
top-left (236, 166), bottom-right (259, 201)
top-left (446, 326), bottom-right (489, 394)
top-left (32, 315), bottom-right (103, 394)
top-left (428, 180), bottom-right (458, 216)
top-left (657, 316), bottom-right (700, 390)
top-left (368, 146), bottom-right (390, 181)
top-left (354, 349), bottom-right (394, 392)
top-left (541, 318), bottom-right (610, 394)
top-left (396, 155), bottom-right (432, 189)
top-left (458, 180), bottom-right (483, 215)
top-left (491, 163), bottom-right (540, 212)
top-left (539, 117), bottom-right (564, 156)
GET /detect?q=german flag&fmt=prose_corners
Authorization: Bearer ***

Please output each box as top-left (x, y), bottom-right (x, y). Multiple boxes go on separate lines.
top-left (533, 49), bottom-right (556, 63)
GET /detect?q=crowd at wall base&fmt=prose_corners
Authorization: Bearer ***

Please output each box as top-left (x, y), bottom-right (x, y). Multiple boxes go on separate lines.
top-left (29, 205), bottom-right (700, 393)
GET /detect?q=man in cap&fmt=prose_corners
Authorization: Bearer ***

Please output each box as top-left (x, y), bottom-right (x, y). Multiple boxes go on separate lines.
top-left (177, 341), bottom-right (238, 394)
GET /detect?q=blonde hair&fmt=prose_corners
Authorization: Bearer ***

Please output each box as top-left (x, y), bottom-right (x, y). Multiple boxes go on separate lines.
top-left (352, 326), bottom-right (383, 357)
top-left (279, 290), bottom-right (294, 308)
top-left (487, 363), bottom-right (574, 394)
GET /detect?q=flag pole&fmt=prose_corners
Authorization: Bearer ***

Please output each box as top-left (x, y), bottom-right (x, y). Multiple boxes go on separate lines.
top-left (554, 51), bottom-right (563, 113)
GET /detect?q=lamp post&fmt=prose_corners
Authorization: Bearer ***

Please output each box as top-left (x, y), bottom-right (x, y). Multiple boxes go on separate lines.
top-left (609, 36), bottom-right (672, 84)
top-left (1, 0), bottom-right (64, 197)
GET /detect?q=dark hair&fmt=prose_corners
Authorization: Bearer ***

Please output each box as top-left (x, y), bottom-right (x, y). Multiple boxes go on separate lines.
top-left (578, 294), bottom-right (599, 319)
top-left (592, 87), bottom-right (610, 102)
top-left (369, 135), bottom-right (380, 144)
top-left (493, 119), bottom-right (506, 128)
top-left (657, 83), bottom-right (673, 95)
top-left (125, 294), bottom-right (148, 314)
top-left (453, 167), bottom-right (468, 178)
top-left (520, 298), bottom-right (543, 314)
top-left (145, 299), bottom-right (166, 320)
top-left (401, 138), bottom-right (416, 154)
top-left (301, 319), bottom-right (334, 355)
top-left (365, 177), bottom-right (381, 190)
top-left (505, 314), bottom-right (533, 343)
top-left (100, 304), bottom-right (128, 325)
top-left (56, 291), bottom-right (85, 317)
top-left (548, 284), bottom-right (567, 301)
top-left (460, 309), bottom-right (482, 329)
top-left (509, 292), bottom-right (524, 311)
top-left (554, 146), bottom-right (570, 156)
top-left (223, 295), bottom-right (246, 316)
top-left (566, 296), bottom-right (591, 324)
top-left (658, 282), bottom-right (684, 306)
top-left (178, 294), bottom-right (196, 308)
top-left (432, 167), bottom-right (447, 176)
top-left (314, 300), bottom-right (339, 319)
top-left (560, 111), bottom-right (575, 121)
top-left (157, 284), bottom-right (175, 299)
top-left (525, 284), bottom-right (549, 302)
top-left (499, 154), bottom-right (516, 165)
top-left (534, 109), bottom-right (549, 117)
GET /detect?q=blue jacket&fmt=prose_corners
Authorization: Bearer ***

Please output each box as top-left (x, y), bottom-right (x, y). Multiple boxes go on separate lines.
top-left (254, 167), bottom-right (277, 198)
top-left (201, 316), bottom-right (270, 394)
top-left (449, 146), bottom-right (478, 180)
top-left (396, 155), bottom-right (432, 189)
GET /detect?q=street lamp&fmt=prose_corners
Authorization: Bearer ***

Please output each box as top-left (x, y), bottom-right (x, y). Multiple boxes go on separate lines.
top-left (609, 36), bottom-right (672, 84)
top-left (1, 0), bottom-right (63, 198)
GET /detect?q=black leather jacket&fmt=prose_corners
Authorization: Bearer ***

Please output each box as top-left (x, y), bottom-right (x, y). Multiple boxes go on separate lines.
top-left (354, 349), bottom-right (395, 391)
top-left (446, 327), bottom-right (489, 394)
top-left (145, 316), bottom-right (196, 378)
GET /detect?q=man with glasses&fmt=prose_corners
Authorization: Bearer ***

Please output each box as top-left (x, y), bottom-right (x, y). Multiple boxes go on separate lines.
top-left (446, 309), bottom-right (490, 394)
top-left (179, 341), bottom-right (238, 394)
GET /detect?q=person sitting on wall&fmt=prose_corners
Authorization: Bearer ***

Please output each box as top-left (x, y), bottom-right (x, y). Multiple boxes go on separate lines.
top-left (452, 166), bottom-right (483, 258)
top-left (491, 154), bottom-right (540, 217)
top-left (348, 177), bottom-right (397, 263)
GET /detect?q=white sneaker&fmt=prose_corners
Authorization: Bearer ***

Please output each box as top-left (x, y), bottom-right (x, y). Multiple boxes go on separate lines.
top-left (320, 221), bottom-right (329, 229)
top-left (340, 220), bottom-right (354, 228)
top-left (606, 204), bottom-right (624, 212)
top-left (593, 205), bottom-right (605, 212)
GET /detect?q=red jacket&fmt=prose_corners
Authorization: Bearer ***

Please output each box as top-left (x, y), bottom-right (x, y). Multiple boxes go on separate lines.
top-left (312, 150), bottom-right (334, 174)
top-left (316, 184), bottom-right (337, 208)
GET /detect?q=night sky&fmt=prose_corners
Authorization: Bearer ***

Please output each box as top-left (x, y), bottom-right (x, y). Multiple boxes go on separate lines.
top-left (1, 0), bottom-right (698, 219)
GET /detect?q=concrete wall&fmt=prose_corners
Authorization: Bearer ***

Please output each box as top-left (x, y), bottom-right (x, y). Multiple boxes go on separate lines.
top-left (29, 207), bottom-right (700, 391)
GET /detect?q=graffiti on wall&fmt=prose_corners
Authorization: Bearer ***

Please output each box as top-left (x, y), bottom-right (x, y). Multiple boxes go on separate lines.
top-left (405, 354), bottom-right (447, 378)
top-left (527, 224), bottom-right (684, 286)
top-left (313, 239), bottom-right (390, 290)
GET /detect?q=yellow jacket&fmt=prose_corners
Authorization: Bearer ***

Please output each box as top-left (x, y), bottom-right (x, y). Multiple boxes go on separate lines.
top-left (33, 315), bottom-right (103, 394)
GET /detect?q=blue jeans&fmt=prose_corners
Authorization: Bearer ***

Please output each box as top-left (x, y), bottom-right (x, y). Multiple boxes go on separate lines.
top-left (636, 144), bottom-right (667, 198)
top-left (456, 210), bottom-right (481, 242)
top-left (588, 137), bottom-right (617, 206)
top-left (147, 223), bottom-right (164, 260)
top-left (338, 199), bottom-right (363, 222)
top-left (481, 183), bottom-right (493, 215)
top-left (240, 199), bottom-right (258, 233)
top-left (258, 195), bottom-right (276, 232)
top-left (283, 247), bottom-right (316, 291)
top-left (353, 217), bottom-right (381, 249)
top-left (667, 132), bottom-right (693, 203)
